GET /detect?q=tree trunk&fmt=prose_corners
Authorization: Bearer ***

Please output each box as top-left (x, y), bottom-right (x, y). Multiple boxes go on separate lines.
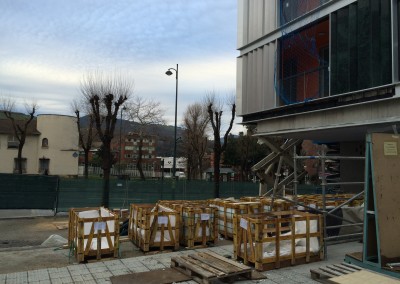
top-left (84, 150), bottom-right (90, 179)
top-left (101, 141), bottom-right (112, 208)
top-left (17, 143), bottom-right (24, 174)
top-left (137, 138), bottom-right (145, 180)
top-left (213, 151), bottom-right (221, 198)
top-left (102, 168), bottom-right (111, 208)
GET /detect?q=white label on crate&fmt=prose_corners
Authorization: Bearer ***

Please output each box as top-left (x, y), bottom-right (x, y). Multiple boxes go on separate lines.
top-left (240, 218), bottom-right (248, 230)
top-left (310, 204), bottom-right (316, 209)
top-left (298, 206), bottom-right (305, 211)
top-left (94, 222), bottom-right (106, 231)
top-left (201, 213), bottom-right (210, 221)
top-left (158, 216), bottom-right (168, 225)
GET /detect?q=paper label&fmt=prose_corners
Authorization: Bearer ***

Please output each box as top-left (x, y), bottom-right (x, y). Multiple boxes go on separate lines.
top-left (384, 142), bottom-right (398, 156)
top-left (200, 213), bottom-right (210, 221)
top-left (297, 206), bottom-right (305, 211)
top-left (94, 222), bottom-right (106, 231)
top-left (240, 218), bottom-right (248, 230)
top-left (158, 216), bottom-right (168, 225)
top-left (309, 204), bottom-right (316, 209)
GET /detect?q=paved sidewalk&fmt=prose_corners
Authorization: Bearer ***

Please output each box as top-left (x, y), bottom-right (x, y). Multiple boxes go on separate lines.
top-left (0, 242), bottom-right (362, 284)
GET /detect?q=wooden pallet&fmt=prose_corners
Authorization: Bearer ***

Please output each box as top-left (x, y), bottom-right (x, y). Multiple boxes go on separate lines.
top-left (310, 262), bottom-right (362, 283)
top-left (171, 251), bottom-right (252, 284)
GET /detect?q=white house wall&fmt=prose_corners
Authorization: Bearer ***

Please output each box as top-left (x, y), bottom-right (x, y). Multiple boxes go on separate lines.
top-left (0, 135), bottom-right (39, 173)
top-left (37, 115), bottom-right (79, 176)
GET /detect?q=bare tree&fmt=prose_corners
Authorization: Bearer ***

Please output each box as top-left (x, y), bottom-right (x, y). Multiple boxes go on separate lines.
top-left (182, 103), bottom-right (209, 180)
top-left (206, 92), bottom-right (236, 198)
top-left (0, 97), bottom-right (37, 174)
top-left (126, 97), bottom-right (165, 180)
top-left (71, 99), bottom-right (96, 179)
top-left (80, 71), bottom-right (132, 207)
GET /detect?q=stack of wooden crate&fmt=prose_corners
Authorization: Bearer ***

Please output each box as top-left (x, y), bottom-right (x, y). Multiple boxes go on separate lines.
top-left (68, 207), bottom-right (120, 262)
top-left (128, 203), bottom-right (180, 252)
top-left (208, 199), bottom-right (263, 239)
top-left (233, 210), bottom-right (323, 271)
top-left (159, 200), bottom-right (218, 248)
top-left (297, 194), bottom-right (364, 210)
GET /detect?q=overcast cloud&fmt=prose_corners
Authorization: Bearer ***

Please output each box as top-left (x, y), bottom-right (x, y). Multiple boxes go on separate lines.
top-left (0, 0), bottom-right (240, 132)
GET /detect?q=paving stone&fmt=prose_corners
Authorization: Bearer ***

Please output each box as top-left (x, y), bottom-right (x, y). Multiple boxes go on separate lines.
top-left (109, 269), bottom-right (131, 276)
top-left (129, 266), bottom-right (150, 273)
top-left (93, 278), bottom-right (111, 284)
top-left (81, 274), bottom-right (96, 281)
top-left (92, 271), bottom-right (113, 279)
top-left (27, 270), bottom-right (49, 282)
top-left (5, 272), bottom-right (28, 281)
top-left (6, 278), bottom-right (28, 284)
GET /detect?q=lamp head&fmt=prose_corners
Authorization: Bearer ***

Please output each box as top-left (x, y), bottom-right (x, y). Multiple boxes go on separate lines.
top-left (165, 70), bottom-right (173, 76)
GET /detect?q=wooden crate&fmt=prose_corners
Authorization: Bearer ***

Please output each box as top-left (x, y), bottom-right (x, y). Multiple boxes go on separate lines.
top-left (69, 207), bottom-right (119, 262)
top-left (233, 210), bottom-right (323, 271)
top-left (180, 206), bottom-right (218, 248)
top-left (158, 199), bottom-right (209, 207)
top-left (68, 207), bottom-right (99, 247)
top-left (157, 201), bottom-right (218, 248)
top-left (128, 203), bottom-right (180, 252)
top-left (240, 196), bottom-right (295, 212)
top-left (208, 199), bottom-right (263, 239)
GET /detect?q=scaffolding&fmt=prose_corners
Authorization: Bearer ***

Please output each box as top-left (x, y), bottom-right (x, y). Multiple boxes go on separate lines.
top-left (253, 139), bottom-right (365, 259)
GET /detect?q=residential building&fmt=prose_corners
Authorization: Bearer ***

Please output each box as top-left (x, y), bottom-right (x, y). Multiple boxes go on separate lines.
top-left (0, 113), bottom-right (79, 176)
top-left (236, 0), bottom-right (399, 190)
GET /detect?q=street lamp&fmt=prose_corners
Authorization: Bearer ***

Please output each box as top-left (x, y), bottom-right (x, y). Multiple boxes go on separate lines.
top-left (165, 64), bottom-right (178, 180)
top-left (119, 106), bottom-right (127, 176)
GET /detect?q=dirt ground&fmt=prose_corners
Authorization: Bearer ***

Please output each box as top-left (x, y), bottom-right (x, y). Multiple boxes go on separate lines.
top-left (0, 215), bottom-right (232, 274)
top-left (0, 215), bottom-right (144, 274)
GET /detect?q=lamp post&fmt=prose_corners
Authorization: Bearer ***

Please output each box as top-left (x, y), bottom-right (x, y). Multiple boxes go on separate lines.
top-left (165, 64), bottom-right (178, 180)
top-left (119, 106), bottom-right (127, 176)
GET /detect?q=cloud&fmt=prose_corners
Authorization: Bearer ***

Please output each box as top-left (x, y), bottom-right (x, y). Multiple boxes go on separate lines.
top-left (0, 0), bottom-right (242, 133)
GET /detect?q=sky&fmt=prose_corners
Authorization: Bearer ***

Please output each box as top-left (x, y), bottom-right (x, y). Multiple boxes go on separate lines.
top-left (0, 0), bottom-right (242, 133)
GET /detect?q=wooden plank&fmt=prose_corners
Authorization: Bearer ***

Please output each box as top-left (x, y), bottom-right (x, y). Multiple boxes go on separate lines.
top-left (325, 265), bottom-right (354, 275)
top-left (171, 256), bottom-right (215, 279)
top-left (318, 267), bottom-right (345, 277)
top-left (331, 264), bottom-right (359, 273)
top-left (329, 269), bottom-right (400, 284)
top-left (181, 256), bottom-right (225, 277)
top-left (310, 268), bottom-right (338, 279)
top-left (202, 251), bottom-right (251, 271)
top-left (340, 262), bottom-right (362, 271)
top-left (189, 253), bottom-right (239, 274)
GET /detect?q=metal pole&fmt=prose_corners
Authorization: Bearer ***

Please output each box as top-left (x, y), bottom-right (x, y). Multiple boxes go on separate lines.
top-left (173, 64), bottom-right (178, 180)
top-left (119, 107), bottom-right (123, 175)
top-left (321, 146), bottom-right (328, 260)
top-left (293, 144), bottom-right (298, 205)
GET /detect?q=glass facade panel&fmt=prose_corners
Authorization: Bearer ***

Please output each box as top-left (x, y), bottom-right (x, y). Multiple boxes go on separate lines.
top-left (331, 0), bottom-right (392, 95)
top-left (280, 0), bottom-right (330, 25)
top-left (278, 18), bottom-right (329, 105)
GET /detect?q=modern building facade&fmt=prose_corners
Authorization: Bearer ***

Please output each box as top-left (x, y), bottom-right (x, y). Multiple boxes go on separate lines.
top-left (0, 114), bottom-right (79, 176)
top-left (236, 0), bottom-right (400, 191)
top-left (237, 0), bottom-right (399, 141)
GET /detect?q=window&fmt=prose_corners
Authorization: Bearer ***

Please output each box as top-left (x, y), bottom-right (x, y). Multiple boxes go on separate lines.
top-left (331, 0), bottom-right (392, 95)
top-left (8, 136), bottom-right (19, 149)
top-left (13, 158), bottom-right (27, 173)
top-left (41, 138), bottom-right (48, 148)
top-left (39, 158), bottom-right (50, 174)
top-left (278, 18), bottom-right (329, 105)
top-left (280, 0), bottom-right (330, 25)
